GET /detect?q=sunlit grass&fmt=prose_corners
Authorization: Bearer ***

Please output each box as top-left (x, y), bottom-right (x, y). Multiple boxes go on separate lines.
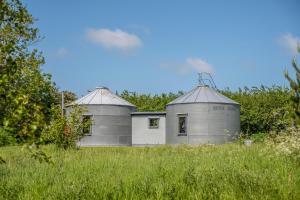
top-left (1, 144), bottom-right (299, 199)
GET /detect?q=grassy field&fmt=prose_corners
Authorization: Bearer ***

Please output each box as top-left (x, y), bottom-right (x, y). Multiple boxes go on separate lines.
top-left (0, 144), bottom-right (299, 200)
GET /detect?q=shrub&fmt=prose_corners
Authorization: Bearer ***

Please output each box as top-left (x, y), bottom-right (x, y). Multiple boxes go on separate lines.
top-left (0, 128), bottom-right (16, 147)
top-left (250, 132), bottom-right (268, 143)
top-left (41, 105), bottom-right (91, 149)
top-left (266, 127), bottom-right (300, 162)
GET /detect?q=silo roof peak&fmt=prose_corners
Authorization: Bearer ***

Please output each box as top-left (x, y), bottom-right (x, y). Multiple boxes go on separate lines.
top-left (96, 86), bottom-right (109, 90)
top-left (198, 84), bottom-right (210, 87)
top-left (167, 86), bottom-right (239, 105)
top-left (67, 86), bottom-right (136, 107)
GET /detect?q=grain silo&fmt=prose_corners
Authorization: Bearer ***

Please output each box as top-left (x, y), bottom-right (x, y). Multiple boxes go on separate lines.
top-left (65, 86), bottom-right (136, 146)
top-left (166, 74), bottom-right (240, 144)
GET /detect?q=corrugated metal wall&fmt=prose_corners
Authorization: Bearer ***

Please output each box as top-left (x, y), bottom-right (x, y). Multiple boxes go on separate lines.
top-left (67, 105), bottom-right (136, 146)
top-left (166, 103), bottom-right (240, 144)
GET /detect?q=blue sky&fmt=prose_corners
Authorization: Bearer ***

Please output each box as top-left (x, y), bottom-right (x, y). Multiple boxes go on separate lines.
top-left (24, 0), bottom-right (300, 96)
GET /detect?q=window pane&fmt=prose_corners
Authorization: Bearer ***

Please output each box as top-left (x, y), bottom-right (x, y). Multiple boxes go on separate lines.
top-left (82, 116), bottom-right (92, 134)
top-left (178, 116), bottom-right (186, 134)
top-left (149, 118), bottom-right (159, 129)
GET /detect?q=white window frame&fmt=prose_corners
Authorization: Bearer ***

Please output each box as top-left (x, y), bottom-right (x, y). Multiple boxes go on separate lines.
top-left (148, 117), bottom-right (160, 129)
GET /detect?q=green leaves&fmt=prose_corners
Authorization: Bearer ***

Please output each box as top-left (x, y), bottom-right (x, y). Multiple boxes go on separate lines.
top-left (41, 105), bottom-right (90, 149)
top-left (120, 90), bottom-right (181, 112)
top-left (284, 46), bottom-right (300, 125)
top-left (0, 127), bottom-right (15, 146)
top-left (0, 0), bottom-right (57, 144)
top-left (222, 86), bottom-right (291, 135)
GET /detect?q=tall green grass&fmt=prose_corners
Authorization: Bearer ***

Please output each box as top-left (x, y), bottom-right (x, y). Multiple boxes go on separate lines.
top-left (0, 144), bottom-right (299, 199)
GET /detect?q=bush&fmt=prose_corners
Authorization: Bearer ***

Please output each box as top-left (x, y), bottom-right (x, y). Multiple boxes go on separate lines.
top-left (250, 132), bottom-right (268, 143)
top-left (41, 105), bottom-right (91, 149)
top-left (0, 128), bottom-right (16, 147)
top-left (265, 128), bottom-right (300, 162)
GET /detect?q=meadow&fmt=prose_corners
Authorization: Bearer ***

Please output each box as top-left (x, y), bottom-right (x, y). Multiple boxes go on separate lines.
top-left (0, 143), bottom-right (299, 200)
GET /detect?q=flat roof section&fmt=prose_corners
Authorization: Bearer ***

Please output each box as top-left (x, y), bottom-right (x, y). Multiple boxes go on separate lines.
top-left (131, 112), bottom-right (166, 116)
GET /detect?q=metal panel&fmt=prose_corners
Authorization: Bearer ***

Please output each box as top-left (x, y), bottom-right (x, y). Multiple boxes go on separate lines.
top-left (168, 86), bottom-right (239, 105)
top-left (166, 103), bottom-right (240, 144)
top-left (65, 86), bottom-right (137, 146)
top-left (66, 105), bottom-right (136, 146)
top-left (77, 135), bottom-right (132, 146)
top-left (70, 87), bottom-right (136, 107)
top-left (132, 115), bottom-right (166, 145)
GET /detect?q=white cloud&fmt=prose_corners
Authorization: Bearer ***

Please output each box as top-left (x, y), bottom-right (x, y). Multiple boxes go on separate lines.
top-left (86, 28), bottom-right (142, 51)
top-left (279, 33), bottom-right (300, 55)
top-left (160, 57), bottom-right (214, 75)
top-left (185, 58), bottom-right (214, 74)
top-left (56, 47), bottom-right (69, 58)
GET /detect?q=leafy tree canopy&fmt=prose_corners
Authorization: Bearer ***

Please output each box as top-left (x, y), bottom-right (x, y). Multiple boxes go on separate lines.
top-left (120, 90), bottom-right (183, 112)
top-left (0, 0), bottom-right (57, 143)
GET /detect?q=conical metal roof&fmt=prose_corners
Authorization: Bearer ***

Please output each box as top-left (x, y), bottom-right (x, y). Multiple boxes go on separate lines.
top-left (167, 85), bottom-right (239, 105)
top-left (70, 87), bottom-right (136, 107)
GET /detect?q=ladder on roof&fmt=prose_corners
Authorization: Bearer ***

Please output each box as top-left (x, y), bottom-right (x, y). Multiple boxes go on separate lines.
top-left (198, 72), bottom-right (217, 89)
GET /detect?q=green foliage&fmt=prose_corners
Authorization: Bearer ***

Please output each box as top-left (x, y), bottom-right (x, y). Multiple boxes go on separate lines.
top-left (0, 0), bottom-right (57, 143)
top-left (53, 90), bottom-right (77, 105)
top-left (0, 144), bottom-right (299, 199)
top-left (0, 127), bottom-right (16, 146)
top-left (28, 148), bottom-right (53, 164)
top-left (221, 86), bottom-right (291, 135)
top-left (249, 132), bottom-right (268, 143)
top-left (0, 156), bottom-right (5, 164)
top-left (42, 106), bottom-right (91, 149)
top-left (120, 90), bottom-right (183, 111)
top-left (284, 46), bottom-right (300, 125)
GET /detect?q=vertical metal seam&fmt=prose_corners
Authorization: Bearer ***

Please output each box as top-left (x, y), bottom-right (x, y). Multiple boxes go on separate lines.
top-left (87, 88), bottom-right (99, 104)
top-left (75, 90), bottom-right (96, 104)
top-left (181, 87), bottom-right (198, 103)
top-left (195, 86), bottom-right (202, 102)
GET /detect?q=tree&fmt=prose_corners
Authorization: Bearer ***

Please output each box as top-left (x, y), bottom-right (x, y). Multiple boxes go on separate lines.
top-left (284, 46), bottom-right (300, 125)
top-left (54, 90), bottom-right (77, 105)
top-left (0, 0), bottom-right (57, 143)
top-left (120, 90), bottom-right (182, 112)
top-left (222, 86), bottom-right (291, 134)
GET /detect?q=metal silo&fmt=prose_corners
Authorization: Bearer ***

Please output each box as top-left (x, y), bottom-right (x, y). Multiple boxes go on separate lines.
top-left (166, 74), bottom-right (240, 144)
top-left (66, 86), bottom-right (136, 146)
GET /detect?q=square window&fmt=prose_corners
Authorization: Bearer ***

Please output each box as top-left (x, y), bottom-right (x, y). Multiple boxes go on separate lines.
top-left (178, 115), bottom-right (187, 136)
top-left (149, 118), bottom-right (159, 129)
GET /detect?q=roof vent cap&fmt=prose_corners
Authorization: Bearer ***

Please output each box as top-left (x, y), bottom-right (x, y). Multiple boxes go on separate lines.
top-left (96, 86), bottom-right (109, 90)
